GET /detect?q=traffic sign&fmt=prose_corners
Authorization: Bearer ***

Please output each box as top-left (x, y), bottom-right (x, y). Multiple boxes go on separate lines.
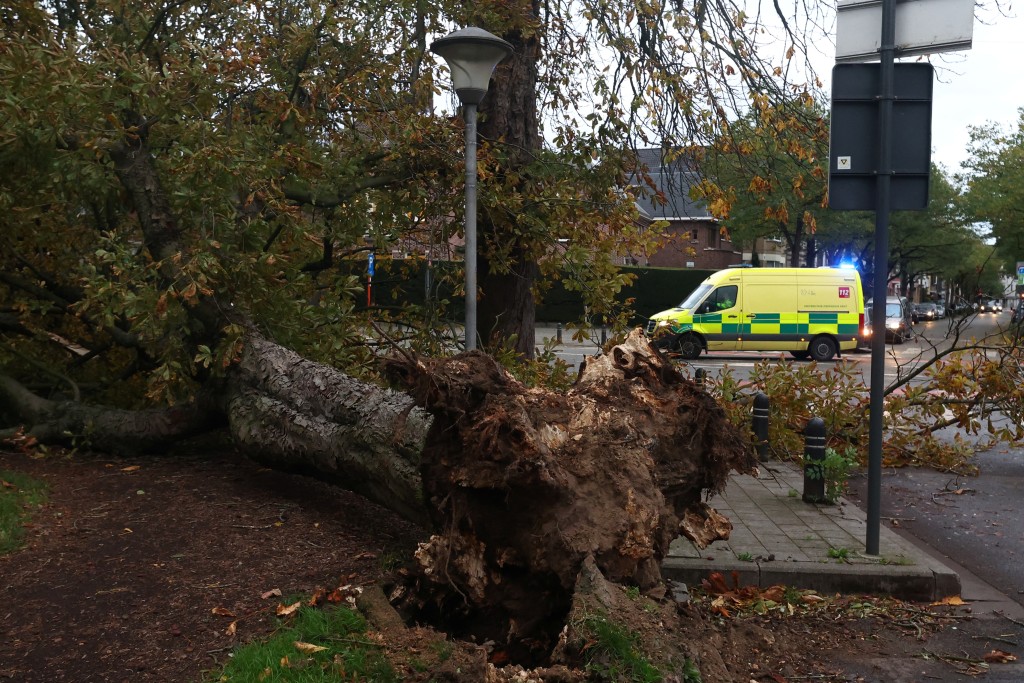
top-left (828, 63), bottom-right (934, 210)
top-left (836, 0), bottom-right (974, 62)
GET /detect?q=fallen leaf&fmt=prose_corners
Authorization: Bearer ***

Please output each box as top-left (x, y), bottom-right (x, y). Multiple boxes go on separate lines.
top-left (258, 667), bottom-right (272, 681)
top-left (225, 621), bottom-right (237, 636)
top-left (307, 587), bottom-right (327, 606)
top-left (261, 588), bottom-right (283, 600)
top-left (984, 649), bottom-right (1017, 663)
top-left (121, 465), bottom-right (141, 472)
top-left (277, 601), bottom-right (302, 617)
top-left (801, 594), bottom-right (825, 604)
top-left (211, 607), bottom-right (236, 617)
top-left (931, 595), bottom-right (967, 606)
top-left (1, 480), bottom-right (16, 489)
top-left (294, 641), bottom-right (328, 654)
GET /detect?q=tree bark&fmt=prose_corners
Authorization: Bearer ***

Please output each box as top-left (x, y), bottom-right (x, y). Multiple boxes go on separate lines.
top-left (475, 11), bottom-right (543, 358)
top-left (382, 329), bottom-right (755, 655)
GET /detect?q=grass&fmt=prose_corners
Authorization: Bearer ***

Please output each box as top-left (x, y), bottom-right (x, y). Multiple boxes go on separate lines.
top-left (0, 469), bottom-right (48, 555)
top-left (580, 614), bottom-right (701, 683)
top-left (208, 604), bottom-right (397, 682)
top-left (828, 547), bottom-right (851, 561)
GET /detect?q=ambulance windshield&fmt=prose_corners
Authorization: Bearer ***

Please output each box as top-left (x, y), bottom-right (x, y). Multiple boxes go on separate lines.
top-left (679, 284), bottom-right (712, 310)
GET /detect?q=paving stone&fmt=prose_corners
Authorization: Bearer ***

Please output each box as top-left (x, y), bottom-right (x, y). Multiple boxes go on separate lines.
top-left (663, 461), bottom-right (960, 600)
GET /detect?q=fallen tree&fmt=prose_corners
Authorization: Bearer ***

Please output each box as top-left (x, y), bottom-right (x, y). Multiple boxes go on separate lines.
top-left (1, 326), bottom-right (754, 663)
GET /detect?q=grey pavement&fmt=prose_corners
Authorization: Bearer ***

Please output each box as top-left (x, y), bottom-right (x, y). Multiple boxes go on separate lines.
top-left (662, 460), bottom-right (963, 601)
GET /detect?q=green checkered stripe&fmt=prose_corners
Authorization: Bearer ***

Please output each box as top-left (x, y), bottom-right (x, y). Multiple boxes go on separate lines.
top-left (689, 311), bottom-right (860, 336)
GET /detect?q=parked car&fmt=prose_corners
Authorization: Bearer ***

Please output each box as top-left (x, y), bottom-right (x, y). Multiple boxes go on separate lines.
top-left (863, 297), bottom-right (914, 344)
top-left (934, 303), bottom-right (946, 318)
top-left (914, 302), bottom-right (938, 320)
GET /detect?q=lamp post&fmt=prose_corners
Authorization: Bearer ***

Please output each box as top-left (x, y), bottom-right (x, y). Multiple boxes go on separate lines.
top-left (430, 27), bottom-right (513, 351)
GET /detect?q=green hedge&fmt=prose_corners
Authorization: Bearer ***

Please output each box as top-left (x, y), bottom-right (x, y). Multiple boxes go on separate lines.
top-left (350, 259), bottom-right (714, 324)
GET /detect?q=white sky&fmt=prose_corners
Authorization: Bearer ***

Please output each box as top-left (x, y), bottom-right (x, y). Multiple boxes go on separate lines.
top-left (927, 8), bottom-right (1024, 173)
top-left (813, 4), bottom-right (1024, 175)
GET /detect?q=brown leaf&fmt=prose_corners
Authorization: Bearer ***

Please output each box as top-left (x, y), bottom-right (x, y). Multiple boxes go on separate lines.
top-left (931, 595), bottom-right (966, 606)
top-left (121, 465), bottom-right (141, 472)
top-left (276, 601), bottom-right (302, 617)
top-left (211, 607), bottom-right (236, 617)
top-left (307, 587), bottom-right (327, 607)
top-left (1, 480), bottom-right (16, 489)
top-left (261, 588), bottom-right (283, 600)
top-left (984, 649), bottom-right (1017, 663)
top-left (294, 641), bottom-right (328, 654)
top-left (225, 621), bottom-right (237, 636)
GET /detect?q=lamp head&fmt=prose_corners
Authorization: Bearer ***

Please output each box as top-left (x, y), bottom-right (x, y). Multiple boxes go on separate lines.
top-left (430, 27), bottom-right (513, 105)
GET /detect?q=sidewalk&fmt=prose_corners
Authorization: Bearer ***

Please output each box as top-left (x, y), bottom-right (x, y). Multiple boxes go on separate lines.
top-left (534, 324), bottom-right (964, 600)
top-left (662, 460), bottom-right (961, 601)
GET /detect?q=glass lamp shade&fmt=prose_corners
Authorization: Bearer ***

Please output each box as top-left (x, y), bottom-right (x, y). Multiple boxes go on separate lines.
top-left (430, 27), bottom-right (513, 105)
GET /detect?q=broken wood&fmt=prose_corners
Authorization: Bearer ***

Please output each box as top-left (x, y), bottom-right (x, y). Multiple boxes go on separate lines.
top-left (383, 329), bottom-right (756, 657)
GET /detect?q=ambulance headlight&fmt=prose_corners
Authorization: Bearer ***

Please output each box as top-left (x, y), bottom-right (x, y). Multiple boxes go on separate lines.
top-left (657, 320), bottom-right (671, 327)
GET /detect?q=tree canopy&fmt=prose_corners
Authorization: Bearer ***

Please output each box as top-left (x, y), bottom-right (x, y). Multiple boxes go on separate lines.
top-left (0, 0), bottom-right (840, 407)
top-left (960, 108), bottom-right (1024, 282)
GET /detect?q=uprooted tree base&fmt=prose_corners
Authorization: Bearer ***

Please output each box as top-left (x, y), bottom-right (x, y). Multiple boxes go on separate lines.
top-left (381, 329), bottom-right (755, 665)
top-left (1, 329), bottom-right (755, 670)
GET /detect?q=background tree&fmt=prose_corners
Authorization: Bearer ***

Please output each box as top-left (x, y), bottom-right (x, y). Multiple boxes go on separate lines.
top-left (960, 109), bottom-right (1024, 279)
top-left (691, 94), bottom-right (832, 266)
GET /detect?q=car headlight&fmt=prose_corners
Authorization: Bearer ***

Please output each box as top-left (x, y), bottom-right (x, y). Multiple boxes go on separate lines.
top-left (886, 320), bottom-right (900, 329)
top-left (657, 320), bottom-right (671, 327)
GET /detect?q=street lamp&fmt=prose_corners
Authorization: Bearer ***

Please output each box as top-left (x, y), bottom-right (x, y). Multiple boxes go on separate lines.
top-left (430, 27), bottom-right (513, 351)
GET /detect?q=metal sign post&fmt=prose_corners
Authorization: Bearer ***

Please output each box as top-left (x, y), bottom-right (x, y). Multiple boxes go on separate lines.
top-left (830, 0), bottom-right (973, 555)
top-left (864, 0), bottom-right (897, 556)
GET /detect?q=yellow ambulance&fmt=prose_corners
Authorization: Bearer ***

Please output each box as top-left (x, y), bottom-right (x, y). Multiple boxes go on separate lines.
top-left (646, 266), bottom-right (865, 361)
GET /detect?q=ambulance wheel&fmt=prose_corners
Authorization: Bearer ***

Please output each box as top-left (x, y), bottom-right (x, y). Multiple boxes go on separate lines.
top-left (809, 336), bottom-right (837, 362)
top-left (675, 333), bottom-right (702, 360)
top-left (789, 350), bottom-right (810, 360)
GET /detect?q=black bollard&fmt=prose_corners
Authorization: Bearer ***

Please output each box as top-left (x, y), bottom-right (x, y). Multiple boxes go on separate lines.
top-left (803, 417), bottom-right (827, 503)
top-left (694, 368), bottom-right (706, 389)
top-left (752, 392), bottom-right (770, 460)
top-left (556, 322), bottom-right (563, 344)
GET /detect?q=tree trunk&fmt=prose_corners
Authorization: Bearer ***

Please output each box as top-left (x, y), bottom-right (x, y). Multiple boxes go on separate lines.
top-left (475, 12), bottom-right (542, 358)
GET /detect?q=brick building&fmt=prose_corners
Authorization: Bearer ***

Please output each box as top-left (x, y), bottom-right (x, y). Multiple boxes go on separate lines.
top-left (630, 148), bottom-right (743, 270)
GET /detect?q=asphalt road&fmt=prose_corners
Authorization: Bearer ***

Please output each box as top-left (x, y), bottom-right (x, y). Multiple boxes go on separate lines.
top-left (847, 443), bottom-right (1024, 607)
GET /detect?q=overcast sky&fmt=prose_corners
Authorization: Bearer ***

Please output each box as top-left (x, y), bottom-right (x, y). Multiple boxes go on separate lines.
top-left (926, 7), bottom-right (1024, 173)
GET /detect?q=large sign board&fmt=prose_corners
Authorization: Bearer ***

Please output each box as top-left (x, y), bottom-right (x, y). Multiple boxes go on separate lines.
top-left (836, 0), bottom-right (974, 62)
top-left (828, 63), bottom-right (934, 210)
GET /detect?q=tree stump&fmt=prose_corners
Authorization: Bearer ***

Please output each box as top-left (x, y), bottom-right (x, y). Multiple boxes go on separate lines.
top-left (382, 329), bottom-right (755, 660)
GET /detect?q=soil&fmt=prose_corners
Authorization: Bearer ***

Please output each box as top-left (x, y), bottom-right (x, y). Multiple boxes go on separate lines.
top-left (3, 446), bottom-right (1022, 683)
